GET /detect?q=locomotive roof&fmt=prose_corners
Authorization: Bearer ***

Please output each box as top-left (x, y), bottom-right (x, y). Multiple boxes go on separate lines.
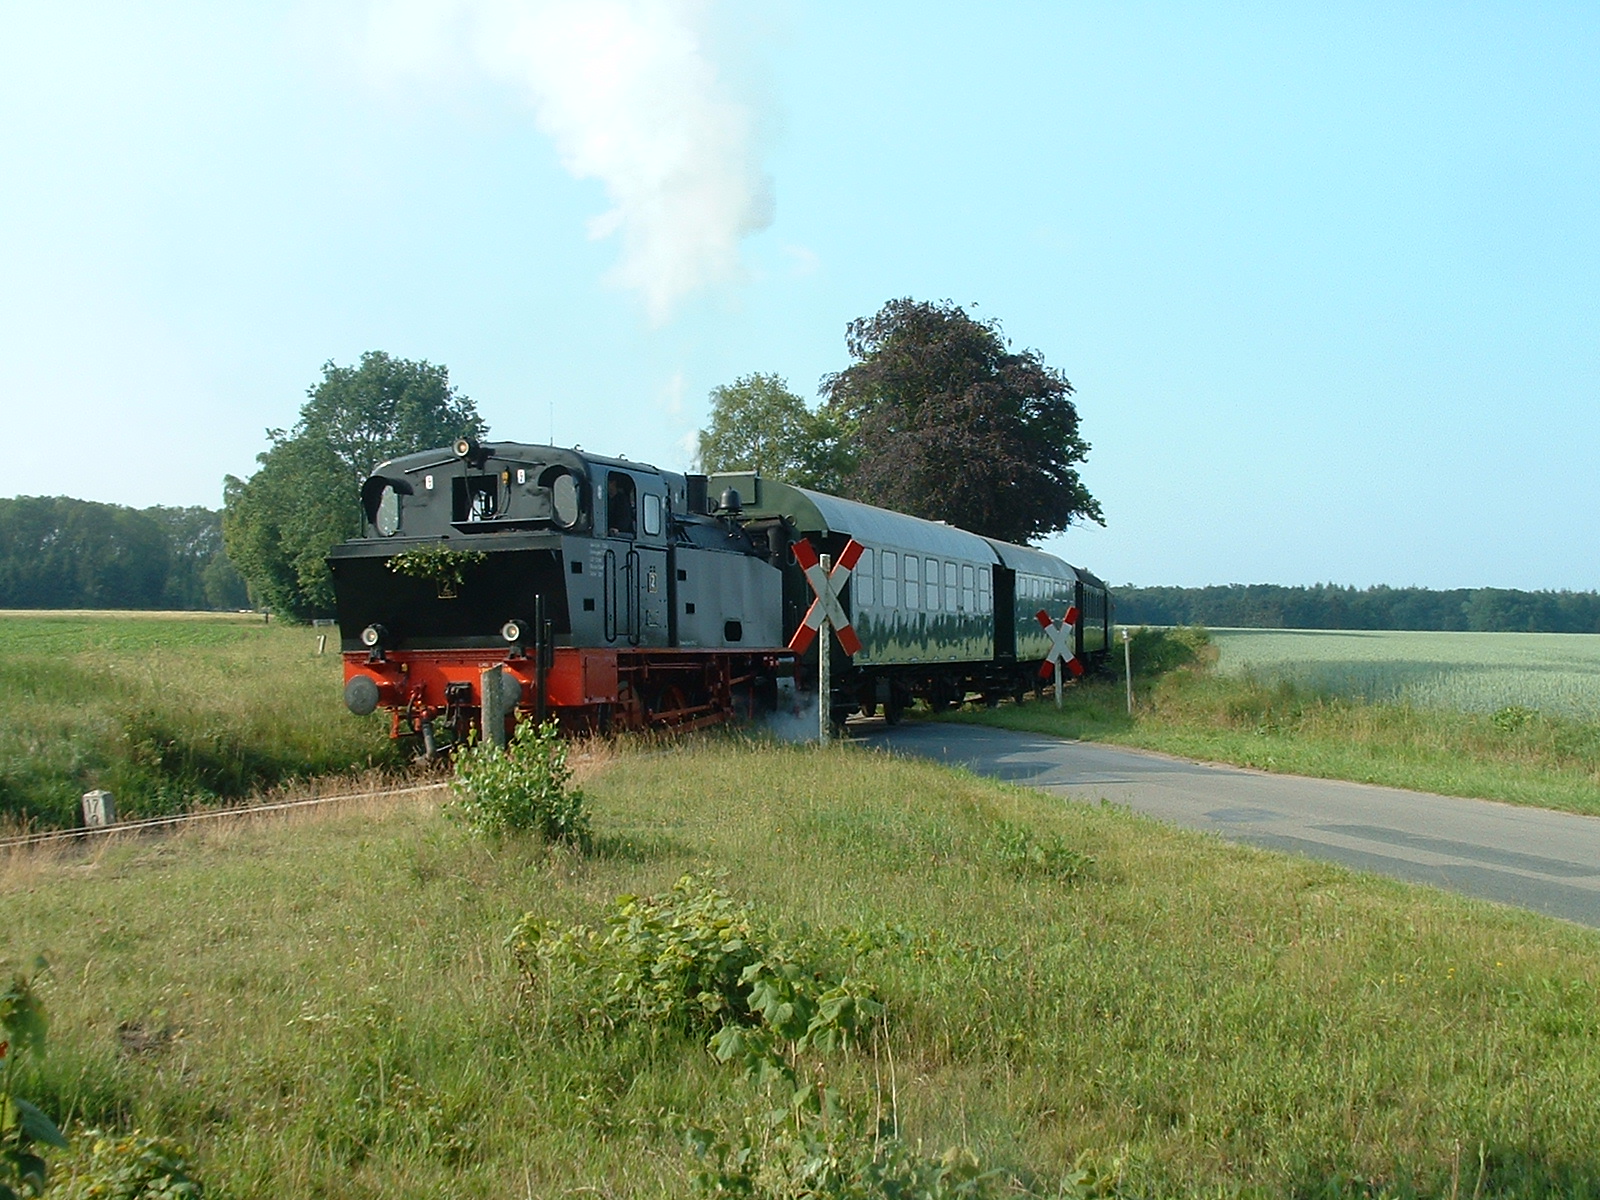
top-left (372, 442), bottom-right (676, 479)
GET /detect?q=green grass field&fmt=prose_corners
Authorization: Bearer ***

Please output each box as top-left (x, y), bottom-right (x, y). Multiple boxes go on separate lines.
top-left (1210, 628), bottom-right (1600, 720)
top-left (8, 739), bottom-right (1600, 1198)
top-left (0, 611), bottom-right (403, 827)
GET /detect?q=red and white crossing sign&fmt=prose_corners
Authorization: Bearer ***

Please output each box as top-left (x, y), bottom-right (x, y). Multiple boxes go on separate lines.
top-left (789, 537), bottom-right (864, 657)
top-left (1037, 606), bottom-right (1082, 708)
top-left (1036, 605), bottom-right (1084, 680)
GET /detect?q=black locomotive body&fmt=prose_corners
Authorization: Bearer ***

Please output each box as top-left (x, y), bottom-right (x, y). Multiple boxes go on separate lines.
top-left (331, 439), bottom-right (1111, 743)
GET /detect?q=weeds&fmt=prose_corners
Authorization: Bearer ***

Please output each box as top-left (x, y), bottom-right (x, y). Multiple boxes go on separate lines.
top-left (450, 719), bottom-right (591, 845)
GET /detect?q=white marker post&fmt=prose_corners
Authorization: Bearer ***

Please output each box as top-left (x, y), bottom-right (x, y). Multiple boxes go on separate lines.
top-left (1036, 606), bottom-right (1083, 709)
top-left (788, 537), bottom-right (865, 745)
top-left (1122, 627), bottom-right (1134, 714)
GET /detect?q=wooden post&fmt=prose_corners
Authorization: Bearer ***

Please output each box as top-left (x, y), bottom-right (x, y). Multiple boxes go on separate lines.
top-left (818, 553), bottom-right (832, 745)
top-left (481, 665), bottom-right (508, 749)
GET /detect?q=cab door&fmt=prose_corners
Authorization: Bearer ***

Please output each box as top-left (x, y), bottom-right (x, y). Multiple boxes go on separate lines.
top-left (600, 468), bottom-right (670, 648)
top-left (632, 479), bottom-right (670, 647)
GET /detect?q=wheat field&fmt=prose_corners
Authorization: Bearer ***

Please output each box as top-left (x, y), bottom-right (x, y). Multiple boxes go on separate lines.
top-left (1210, 628), bottom-right (1600, 719)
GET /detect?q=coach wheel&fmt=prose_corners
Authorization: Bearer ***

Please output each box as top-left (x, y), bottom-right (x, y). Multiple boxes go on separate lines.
top-left (884, 687), bottom-right (905, 726)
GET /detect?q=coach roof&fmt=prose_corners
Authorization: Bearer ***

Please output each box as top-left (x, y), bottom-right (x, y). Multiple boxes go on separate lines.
top-left (709, 473), bottom-right (997, 563)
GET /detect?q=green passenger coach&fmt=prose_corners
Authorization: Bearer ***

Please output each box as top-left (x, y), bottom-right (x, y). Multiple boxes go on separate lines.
top-left (708, 472), bottom-right (1112, 723)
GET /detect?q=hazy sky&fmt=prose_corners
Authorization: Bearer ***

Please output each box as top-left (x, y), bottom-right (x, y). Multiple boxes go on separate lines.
top-left (2, 2), bottom-right (1596, 589)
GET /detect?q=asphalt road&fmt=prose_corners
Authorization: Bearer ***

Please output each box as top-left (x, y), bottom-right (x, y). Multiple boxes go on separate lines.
top-left (858, 719), bottom-right (1600, 930)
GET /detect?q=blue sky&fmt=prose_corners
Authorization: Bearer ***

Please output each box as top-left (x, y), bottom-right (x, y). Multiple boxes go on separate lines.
top-left (2, 2), bottom-right (1596, 589)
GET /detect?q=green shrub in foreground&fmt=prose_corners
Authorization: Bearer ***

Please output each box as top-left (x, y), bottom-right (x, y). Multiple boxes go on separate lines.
top-left (512, 874), bottom-right (879, 1080)
top-left (0, 965), bottom-right (67, 1200)
top-left (53, 1131), bottom-right (202, 1199)
top-left (449, 719), bottom-right (591, 845)
top-left (518, 876), bottom-right (1078, 1199)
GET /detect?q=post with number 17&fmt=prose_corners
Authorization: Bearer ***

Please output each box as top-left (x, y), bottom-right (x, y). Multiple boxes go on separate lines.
top-left (787, 537), bottom-right (865, 744)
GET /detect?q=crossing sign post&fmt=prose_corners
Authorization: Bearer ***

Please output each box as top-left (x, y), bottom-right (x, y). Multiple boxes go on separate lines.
top-left (789, 537), bottom-right (864, 743)
top-left (1037, 605), bottom-right (1083, 709)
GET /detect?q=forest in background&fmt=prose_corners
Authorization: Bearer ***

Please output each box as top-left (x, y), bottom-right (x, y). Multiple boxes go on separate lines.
top-left (1114, 583), bottom-right (1600, 634)
top-left (5, 491), bottom-right (1599, 633)
top-left (0, 496), bottom-right (248, 610)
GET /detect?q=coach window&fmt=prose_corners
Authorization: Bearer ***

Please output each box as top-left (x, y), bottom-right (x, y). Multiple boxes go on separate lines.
top-left (857, 549), bottom-right (874, 606)
top-left (978, 566), bottom-right (991, 614)
top-left (904, 555), bottom-right (920, 608)
top-left (606, 472), bottom-right (636, 537)
top-left (924, 558), bottom-right (939, 611)
top-left (642, 492), bottom-right (663, 538)
top-left (962, 564), bottom-right (976, 613)
top-left (882, 551), bottom-right (898, 608)
top-left (945, 561), bottom-right (959, 612)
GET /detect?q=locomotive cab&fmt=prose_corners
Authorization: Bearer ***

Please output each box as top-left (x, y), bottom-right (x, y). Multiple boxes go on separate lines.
top-left (330, 440), bottom-right (790, 744)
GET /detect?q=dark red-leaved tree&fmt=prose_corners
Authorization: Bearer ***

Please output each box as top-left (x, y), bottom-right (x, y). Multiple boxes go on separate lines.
top-left (821, 298), bottom-right (1102, 544)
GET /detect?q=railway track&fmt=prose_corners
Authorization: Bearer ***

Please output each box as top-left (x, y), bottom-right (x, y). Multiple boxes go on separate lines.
top-left (0, 782), bottom-right (449, 853)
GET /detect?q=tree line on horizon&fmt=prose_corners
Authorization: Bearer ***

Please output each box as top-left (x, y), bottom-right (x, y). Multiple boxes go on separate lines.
top-left (0, 498), bottom-right (248, 610)
top-left (1115, 583), bottom-right (1600, 634)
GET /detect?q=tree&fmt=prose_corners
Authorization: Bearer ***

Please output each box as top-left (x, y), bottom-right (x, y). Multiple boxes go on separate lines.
top-left (141, 505), bottom-right (248, 609)
top-left (288, 350), bottom-right (487, 491)
top-left (0, 498), bottom-right (170, 608)
top-left (821, 298), bottom-right (1102, 543)
top-left (223, 353), bottom-right (486, 619)
top-left (695, 373), bottom-right (850, 493)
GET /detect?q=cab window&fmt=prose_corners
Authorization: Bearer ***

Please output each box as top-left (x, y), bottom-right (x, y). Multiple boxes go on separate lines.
top-left (606, 472), bottom-right (636, 536)
top-left (642, 492), bottom-right (663, 537)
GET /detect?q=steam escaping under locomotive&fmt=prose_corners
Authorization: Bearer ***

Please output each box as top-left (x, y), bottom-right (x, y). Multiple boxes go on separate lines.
top-left (331, 437), bottom-right (1111, 747)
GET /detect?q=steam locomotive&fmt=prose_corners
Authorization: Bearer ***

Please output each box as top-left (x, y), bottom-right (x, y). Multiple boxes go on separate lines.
top-left (331, 437), bottom-right (1111, 747)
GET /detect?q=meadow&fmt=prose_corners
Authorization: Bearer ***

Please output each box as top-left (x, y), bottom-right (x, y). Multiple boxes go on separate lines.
top-left (7, 738), bottom-right (1600, 1198)
top-left (0, 611), bottom-right (404, 827)
top-left (1210, 628), bottom-right (1600, 721)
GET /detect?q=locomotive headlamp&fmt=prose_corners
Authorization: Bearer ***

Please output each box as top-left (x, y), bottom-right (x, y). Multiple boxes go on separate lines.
top-left (360, 623), bottom-right (389, 648)
top-left (501, 618), bottom-right (528, 644)
top-left (453, 435), bottom-right (489, 466)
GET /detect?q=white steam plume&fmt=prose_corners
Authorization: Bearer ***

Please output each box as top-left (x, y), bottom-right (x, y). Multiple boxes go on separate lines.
top-left (363, 0), bottom-right (774, 322)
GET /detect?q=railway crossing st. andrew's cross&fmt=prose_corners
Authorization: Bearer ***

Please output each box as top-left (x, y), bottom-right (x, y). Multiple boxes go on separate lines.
top-left (1037, 606), bottom-right (1083, 708)
top-left (789, 537), bottom-right (864, 743)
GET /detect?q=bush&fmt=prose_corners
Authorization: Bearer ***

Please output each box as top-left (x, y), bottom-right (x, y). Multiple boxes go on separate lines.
top-left (449, 720), bottom-right (591, 845)
top-left (1122, 625), bottom-right (1212, 678)
top-left (511, 875), bottom-right (880, 1080)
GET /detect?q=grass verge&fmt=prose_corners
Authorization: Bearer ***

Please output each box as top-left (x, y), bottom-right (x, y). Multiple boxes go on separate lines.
top-left (6, 738), bottom-right (1600, 1196)
top-left (952, 668), bottom-right (1600, 818)
top-left (0, 612), bottom-right (404, 827)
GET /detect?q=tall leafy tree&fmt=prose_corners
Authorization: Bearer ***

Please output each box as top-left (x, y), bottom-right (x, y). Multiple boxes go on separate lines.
top-left (224, 353), bottom-right (486, 619)
top-left (288, 350), bottom-right (487, 490)
top-left (695, 373), bottom-right (850, 493)
top-left (822, 298), bottom-right (1102, 543)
